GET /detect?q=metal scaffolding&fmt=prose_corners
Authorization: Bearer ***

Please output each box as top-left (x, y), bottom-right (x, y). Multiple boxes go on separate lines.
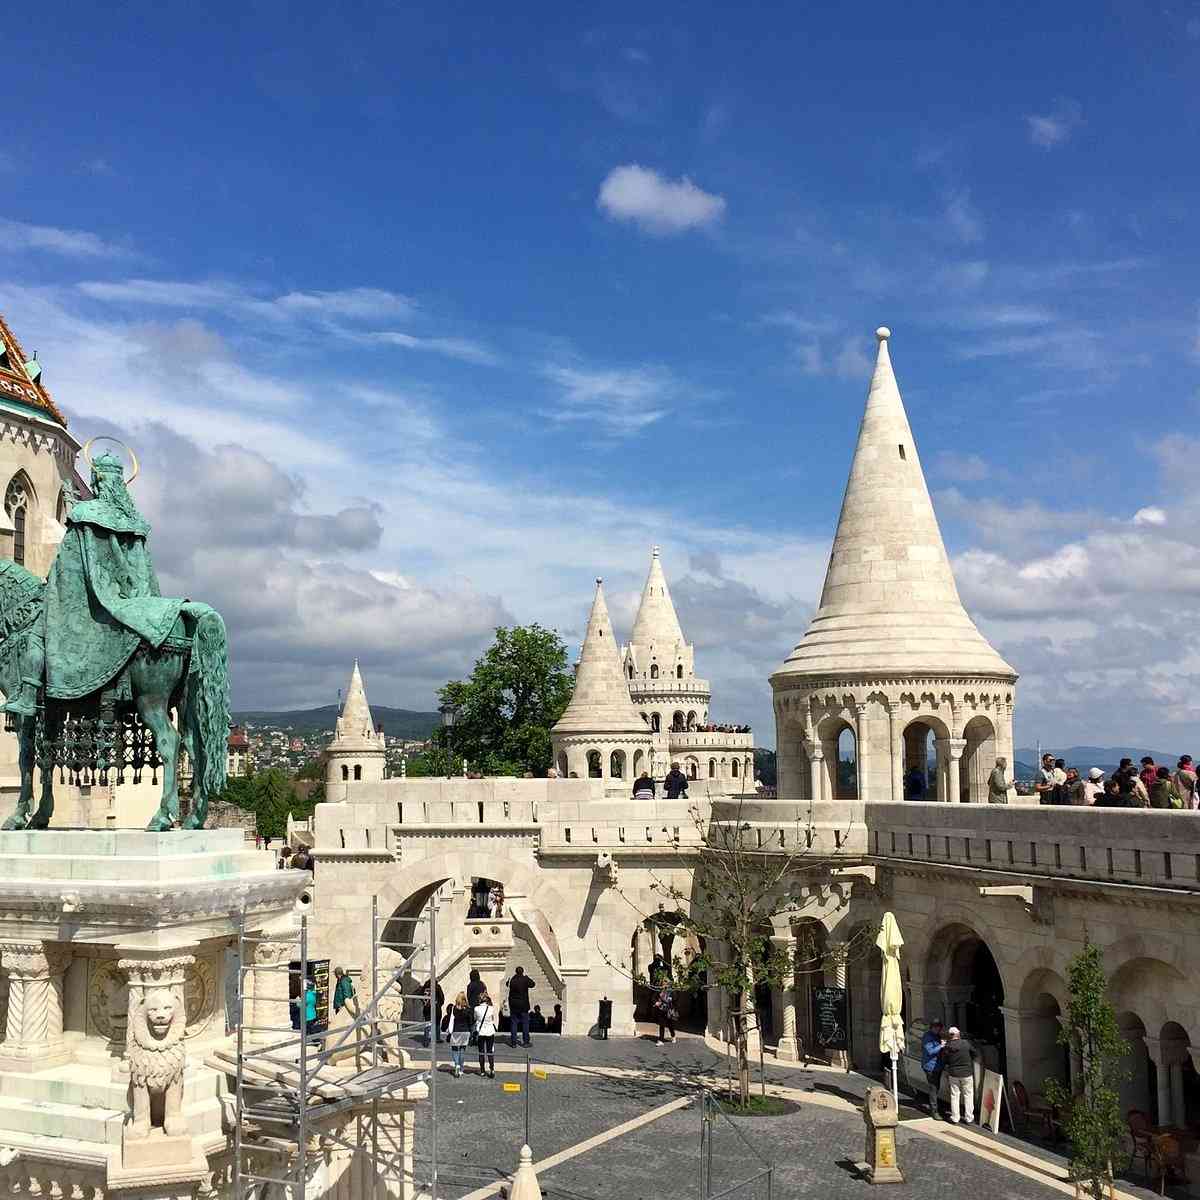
top-left (230, 895), bottom-right (440, 1200)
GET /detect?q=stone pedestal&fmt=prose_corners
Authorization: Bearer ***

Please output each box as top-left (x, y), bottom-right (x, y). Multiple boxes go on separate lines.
top-left (858, 1086), bottom-right (904, 1185)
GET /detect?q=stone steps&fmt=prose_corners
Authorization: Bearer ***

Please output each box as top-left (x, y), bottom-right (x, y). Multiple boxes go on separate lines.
top-left (0, 1095), bottom-right (125, 1146)
top-left (2, 1066), bottom-right (220, 1110)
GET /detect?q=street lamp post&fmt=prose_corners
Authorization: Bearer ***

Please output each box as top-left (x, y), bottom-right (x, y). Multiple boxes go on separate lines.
top-left (438, 702), bottom-right (458, 779)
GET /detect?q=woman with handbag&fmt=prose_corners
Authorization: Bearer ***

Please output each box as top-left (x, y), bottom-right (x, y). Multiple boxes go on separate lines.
top-left (653, 985), bottom-right (677, 1046)
top-left (473, 990), bottom-right (498, 1078)
top-left (444, 993), bottom-right (472, 1077)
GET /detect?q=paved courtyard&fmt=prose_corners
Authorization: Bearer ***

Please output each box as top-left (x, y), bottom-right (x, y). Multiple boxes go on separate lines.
top-left (403, 1033), bottom-right (1180, 1199)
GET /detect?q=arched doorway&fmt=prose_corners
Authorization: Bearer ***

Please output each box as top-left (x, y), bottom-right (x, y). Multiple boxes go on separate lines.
top-left (816, 715), bottom-right (856, 801)
top-left (610, 749), bottom-right (626, 779)
top-left (630, 913), bottom-right (706, 1032)
top-left (903, 718), bottom-right (947, 801)
top-left (587, 750), bottom-right (602, 778)
top-left (926, 924), bottom-right (1006, 1074)
top-left (1018, 969), bottom-right (1070, 1097)
top-left (961, 715), bottom-right (997, 803)
top-left (1117, 1012), bottom-right (1154, 1121)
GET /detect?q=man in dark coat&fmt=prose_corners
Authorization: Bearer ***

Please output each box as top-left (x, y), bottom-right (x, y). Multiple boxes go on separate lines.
top-left (420, 979), bottom-right (445, 1045)
top-left (467, 968), bottom-right (486, 1009)
top-left (663, 762), bottom-right (689, 799)
top-left (507, 967), bottom-right (536, 1047)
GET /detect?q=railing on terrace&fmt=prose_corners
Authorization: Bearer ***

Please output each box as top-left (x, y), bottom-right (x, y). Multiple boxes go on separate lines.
top-left (864, 801), bottom-right (1200, 891)
top-left (668, 730), bottom-right (755, 747)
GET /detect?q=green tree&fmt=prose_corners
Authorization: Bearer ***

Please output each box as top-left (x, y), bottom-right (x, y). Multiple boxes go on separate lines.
top-left (251, 768), bottom-right (295, 839)
top-left (1044, 942), bottom-right (1130, 1199)
top-left (436, 624), bottom-right (574, 776)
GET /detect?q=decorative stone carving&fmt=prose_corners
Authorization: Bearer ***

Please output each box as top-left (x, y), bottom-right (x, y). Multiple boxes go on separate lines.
top-left (594, 851), bottom-right (619, 886)
top-left (0, 941), bottom-right (70, 1068)
top-left (184, 956), bottom-right (216, 1038)
top-left (120, 955), bottom-right (191, 1140)
top-left (86, 958), bottom-right (127, 1042)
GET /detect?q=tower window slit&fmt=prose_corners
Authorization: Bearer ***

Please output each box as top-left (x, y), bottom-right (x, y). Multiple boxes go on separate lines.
top-left (898, 444), bottom-right (906, 460)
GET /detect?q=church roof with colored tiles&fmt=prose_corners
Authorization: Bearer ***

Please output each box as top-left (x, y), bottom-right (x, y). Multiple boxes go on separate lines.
top-left (0, 314), bottom-right (67, 426)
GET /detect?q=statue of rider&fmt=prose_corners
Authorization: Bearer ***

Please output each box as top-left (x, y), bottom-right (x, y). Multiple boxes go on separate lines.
top-left (1, 450), bottom-right (183, 717)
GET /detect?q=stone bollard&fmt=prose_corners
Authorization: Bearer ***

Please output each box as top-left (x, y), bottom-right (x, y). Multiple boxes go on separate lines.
top-left (858, 1085), bottom-right (904, 1184)
top-left (509, 1144), bottom-right (542, 1200)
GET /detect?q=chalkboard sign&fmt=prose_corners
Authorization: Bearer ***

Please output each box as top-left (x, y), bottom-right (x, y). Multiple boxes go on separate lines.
top-left (812, 985), bottom-right (848, 1051)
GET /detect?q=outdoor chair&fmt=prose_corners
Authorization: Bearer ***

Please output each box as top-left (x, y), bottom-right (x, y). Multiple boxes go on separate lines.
top-left (1012, 1080), bottom-right (1056, 1139)
top-left (1152, 1133), bottom-right (1187, 1196)
top-left (1127, 1109), bottom-right (1155, 1179)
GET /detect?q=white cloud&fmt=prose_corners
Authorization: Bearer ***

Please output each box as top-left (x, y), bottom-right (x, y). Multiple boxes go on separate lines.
top-left (943, 189), bottom-right (984, 244)
top-left (1027, 99), bottom-right (1084, 149)
top-left (0, 217), bottom-right (129, 259)
top-left (934, 452), bottom-right (991, 483)
top-left (364, 330), bottom-right (499, 366)
top-left (542, 363), bottom-right (674, 433)
top-left (597, 164), bottom-right (726, 235)
top-left (1133, 506), bottom-right (1167, 527)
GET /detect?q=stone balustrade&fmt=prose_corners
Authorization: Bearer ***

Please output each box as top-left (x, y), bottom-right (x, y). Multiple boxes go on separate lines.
top-left (863, 801), bottom-right (1200, 891)
top-left (665, 730), bottom-right (754, 749)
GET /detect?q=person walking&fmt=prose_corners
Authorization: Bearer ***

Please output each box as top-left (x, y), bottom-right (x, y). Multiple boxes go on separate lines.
top-left (473, 990), bottom-right (497, 1077)
top-left (466, 968), bottom-right (486, 1010)
top-left (507, 966), bottom-right (535, 1048)
top-left (987, 759), bottom-right (1009, 804)
top-left (420, 979), bottom-right (445, 1046)
top-left (663, 761), bottom-right (688, 799)
top-left (443, 993), bottom-right (472, 1077)
top-left (943, 1026), bottom-right (979, 1125)
top-left (921, 1019), bottom-right (946, 1119)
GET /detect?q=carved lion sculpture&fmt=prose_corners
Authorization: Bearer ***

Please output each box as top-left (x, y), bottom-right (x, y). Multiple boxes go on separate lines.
top-left (126, 986), bottom-right (187, 1139)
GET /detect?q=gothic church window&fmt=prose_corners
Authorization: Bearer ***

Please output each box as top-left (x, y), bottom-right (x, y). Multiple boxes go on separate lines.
top-left (5, 473), bottom-right (33, 566)
top-left (676, 664), bottom-right (683, 679)
top-left (354, 764), bottom-right (362, 781)
top-left (342, 765), bottom-right (349, 781)
top-left (650, 664), bottom-right (659, 679)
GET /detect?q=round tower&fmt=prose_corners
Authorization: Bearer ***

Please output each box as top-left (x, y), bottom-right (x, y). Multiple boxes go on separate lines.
top-left (770, 328), bottom-right (1017, 804)
top-left (551, 579), bottom-right (652, 787)
top-left (325, 660), bottom-right (387, 792)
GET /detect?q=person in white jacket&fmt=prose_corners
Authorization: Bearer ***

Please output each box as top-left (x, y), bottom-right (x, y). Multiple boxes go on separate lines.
top-left (474, 991), bottom-right (498, 1078)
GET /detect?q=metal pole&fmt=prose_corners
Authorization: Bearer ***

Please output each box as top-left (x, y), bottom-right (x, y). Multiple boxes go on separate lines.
top-left (766, 1164), bottom-right (774, 1200)
top-left (429, 895), bottom-right (439, 1200)
top-left (705, 1091), bottom-right (713, 1197)
top-left (298, 915), bottom-right (308, 1200)
top-left (525, 1051), bottom-right (531, 1149)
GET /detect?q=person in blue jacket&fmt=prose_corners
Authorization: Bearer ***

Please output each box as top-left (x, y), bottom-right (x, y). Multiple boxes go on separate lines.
top-left (921, 1019), bottom-right (947, 1119)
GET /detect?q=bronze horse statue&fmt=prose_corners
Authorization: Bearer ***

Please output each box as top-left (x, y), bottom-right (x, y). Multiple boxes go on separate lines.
top-left (0, 447), bottom-right (229, 832)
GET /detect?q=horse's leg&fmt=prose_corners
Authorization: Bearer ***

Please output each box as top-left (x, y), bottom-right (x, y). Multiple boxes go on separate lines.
top-left (28, 715), bottom-right (54, 829)
top-left (179, 677), bottom-right (207, 830)
top-left (1, 717), bottom-right (35, 830)
top-left (130, 657), bottom-right (184, 833)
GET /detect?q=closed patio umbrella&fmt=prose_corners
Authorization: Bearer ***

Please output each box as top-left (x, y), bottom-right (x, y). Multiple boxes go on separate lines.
top-left (877, 911), bottom-right (905, 1106)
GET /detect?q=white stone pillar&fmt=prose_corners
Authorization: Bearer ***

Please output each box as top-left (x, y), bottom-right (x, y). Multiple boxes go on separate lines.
top-left (773, 935), bottom-right (801, 1061)
top-left (809, 746), bottom-right (825, 806)
top-left (888, 701), bottom-right (903, 803)
top-left (854, 703), bottom-right (869, 801)
top-left (1171, 1062), bottom-right (1185, 1128)
top-left (998, 1005), bottom-right (1031, 1085)
top-left (0, 941), bottom-right (70, 1071)
top-left (1145, 1036), bottom-right (1173, 1126)
top-left (947, 738), bottom-right (966, 804)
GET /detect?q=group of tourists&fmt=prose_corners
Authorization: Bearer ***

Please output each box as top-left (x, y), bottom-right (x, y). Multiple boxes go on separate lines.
top-left (1036, 753), bottom-right (1200, 809)
top-left (631, 761), bottom-right (691, 801)
top-left (920, 1019), bottom-right (980, 1123)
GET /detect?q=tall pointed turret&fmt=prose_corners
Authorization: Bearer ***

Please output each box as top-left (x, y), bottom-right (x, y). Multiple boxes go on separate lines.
top-left (554, 581), bottom-right (647, 735)
top-left (771, 327), bottom-right (1017, 806)
top-left (630, 546), bottom-right (685, 649)
top-left (551, 579), bottom-right (652, 785)
top-left (326, 660), bottom-right (387, 790)
top-left (774, 327), bottom-right (1014, 678)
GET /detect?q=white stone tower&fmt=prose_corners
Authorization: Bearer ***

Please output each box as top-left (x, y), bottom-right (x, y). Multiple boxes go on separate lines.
top-left (552, 579), bottom-right (652, 786)
top-left (325, 660), bottom-right (387, 791)
top-left (771, 328), bottom-right (1017, 804)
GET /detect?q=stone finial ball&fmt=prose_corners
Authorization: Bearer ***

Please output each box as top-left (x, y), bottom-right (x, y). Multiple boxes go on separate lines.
top-left (875, 326), bottom-right (891, 341)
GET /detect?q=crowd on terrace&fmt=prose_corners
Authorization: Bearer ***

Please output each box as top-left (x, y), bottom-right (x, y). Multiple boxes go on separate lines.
top-left (1036, 753), bottom-right (1200, 808)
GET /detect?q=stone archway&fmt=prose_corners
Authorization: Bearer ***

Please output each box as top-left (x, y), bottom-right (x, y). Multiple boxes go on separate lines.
top-left (902, 713), bottom-right (951, 801)
top-left (924, 921), bottom-right (1006, 1074)
top-left (816, 715), bottom-right (857, 801)
top-left (961, 715), bottom-right (997, 803)
top-left (1017, 967), bottom-right (1071, 1096)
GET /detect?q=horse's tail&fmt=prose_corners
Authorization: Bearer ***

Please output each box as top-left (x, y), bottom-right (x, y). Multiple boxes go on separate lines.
top-left (185, 605), bottom-right (230, 803)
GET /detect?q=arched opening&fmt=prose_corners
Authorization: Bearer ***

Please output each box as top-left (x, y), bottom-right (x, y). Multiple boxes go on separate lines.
top-left (1160, 1021), bottom-right (1200, 1129)
top-left (1117, 1012), bottom-right (1154, 1121)
top-left (687, 710), bottom-right (697, 730)
top-left (630, 912), bottom-right (706, 1033)
top-left (341, 764), bottom-right (349, 781)
top-left (816, 715), bottom-right (857, 801)
top-left (5, 472), bottom-right (33, 567)
top-left (650, 713), bottom-right (661, 733)
top-left (731, 758), bottom-right (739, 779)
top-left (961, 715), bottom-right (998, 804)
top-left (556, 751), bottom-right (568, 778)
top-left (791, 919), bottom-right (827, 1057)
top-left (925, 924), bottom-right (1006, 1075)
top-left (676, 664), bottom-right (683, 679)
top-left (1017, 970), bottom-right (1071, 1098)
top-left (586, 750), bottom-right (602, 778)
top-left (903, 718), bottom-right (947, 801)
top-left (650, 664), bottom-right (659, 680)
top-left (628, 663), bottom-right (634, 680)
top-left (686, 758), bottom-right (698, 780)
top-left (672, 711), bottom-right (686, 732)
top-left (609, 749), bottom-right (626, 779)
top-left (353, 764), bottom-right (362, 781)
top-left (632, 749), bottom-right (644, 778)
top-left (708, 758), bottom-right (716, 779)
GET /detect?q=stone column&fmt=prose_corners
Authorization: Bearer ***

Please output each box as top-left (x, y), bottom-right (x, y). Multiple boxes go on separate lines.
top-left (773, 935), bottom-right (801, 1061)
top-left (826, 941), bottom-right (849, 1069)
top-left (888, 701), bottom-right (903, 803)
top-left (1171, 1062), bottom-right (1185, 1128)
top-left (809, 746), bottom-right (825, 806)
top-left (947, 738), bottom-right (966, 804)
top-left (854, 703), bottom-right (869, 801)
top-left (244, 936), bottom-right (294, 1046)
top-left (998, 1005), bottom-right (1031, 1084)
top-left (1145, 1036), bottom-right (1173, 1126)
top-left (0, 941), bottom-right (71, 1071)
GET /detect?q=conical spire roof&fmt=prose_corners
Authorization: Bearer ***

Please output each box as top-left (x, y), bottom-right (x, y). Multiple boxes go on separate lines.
top-left (774, 328), bottom-right (1015, 681)
top-left (629, 546), bottom-right (686, 649)
top-left (332, 660), bottom-right (384, 748)
top-left (553, 579), bottom-right (650, 735)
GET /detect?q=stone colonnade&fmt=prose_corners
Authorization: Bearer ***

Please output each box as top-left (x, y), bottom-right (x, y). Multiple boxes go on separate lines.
top-left (773, 681), bottom-right (1016, 803)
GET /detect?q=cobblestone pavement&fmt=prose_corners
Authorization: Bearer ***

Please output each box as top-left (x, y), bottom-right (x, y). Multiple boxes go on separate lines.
top-left (406, 1033), bottom-right (1175, 1199)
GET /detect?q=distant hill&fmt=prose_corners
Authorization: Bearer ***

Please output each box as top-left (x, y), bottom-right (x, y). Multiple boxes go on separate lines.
top-left (1016, 746), bottom-right (1183, 775)
top-left (232, 704), bottom-right (440, 740)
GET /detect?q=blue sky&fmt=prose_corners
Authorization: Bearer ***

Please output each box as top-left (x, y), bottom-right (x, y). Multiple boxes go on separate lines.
top-left (1, 2), bottom-right (1199, 750)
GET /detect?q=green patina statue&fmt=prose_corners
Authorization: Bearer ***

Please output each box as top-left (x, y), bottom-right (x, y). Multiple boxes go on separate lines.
top-left (0, 448), bottom-right (230, 831)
